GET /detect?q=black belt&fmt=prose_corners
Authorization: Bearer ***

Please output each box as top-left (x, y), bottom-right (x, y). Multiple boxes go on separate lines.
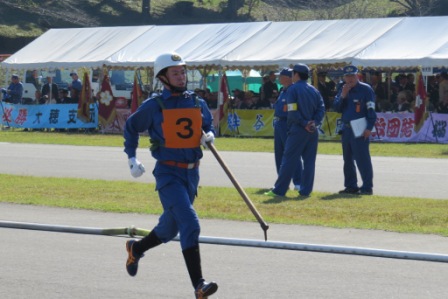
top-left (274, 116), bottom-right (287, 121)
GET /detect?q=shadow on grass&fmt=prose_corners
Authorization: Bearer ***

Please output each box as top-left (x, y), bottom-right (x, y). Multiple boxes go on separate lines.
top-left (320, 193), bottom-right (361, 200)
top-left (255, 189), bottom-right (310, 204)
top-left (254, 189), bottom-right (271, 195)
top-left (262, 196), bottom-right (301, 204)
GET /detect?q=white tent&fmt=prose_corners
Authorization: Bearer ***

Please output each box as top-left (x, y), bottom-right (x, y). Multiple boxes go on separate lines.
top-left (221, 18), bottom-right (402, 67)
top-left (2, 16), bottom-right (447, 71)
top-left (352, 16), bottom-right (448, 68)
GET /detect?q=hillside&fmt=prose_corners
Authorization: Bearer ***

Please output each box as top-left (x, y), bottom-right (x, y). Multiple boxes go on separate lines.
top-left (0, 0), bottom-right (408, 53)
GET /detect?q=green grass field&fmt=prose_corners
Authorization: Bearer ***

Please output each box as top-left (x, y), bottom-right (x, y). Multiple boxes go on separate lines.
top-left (0, 130), bottom-right (447, 237)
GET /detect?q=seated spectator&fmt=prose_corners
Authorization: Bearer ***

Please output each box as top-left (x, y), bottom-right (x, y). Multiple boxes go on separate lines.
top-left (240, 91), bottom-right (256, 109)
top-left (260, 72), bottom-right (278, 104)
top-left (232, 89), bottom-right (244, 102)
top-left (377, 99), bottom-right (393, 112)
top-left (393, 90), bottom-right (412, 113)
top-left (369, 72), bottom-right (387, 111)
top-left (391, 74), bottom-right (413, 103)
top-left (58, 88), bottom-right (77, 104)
top-left (427, 74), bottom-right (440, 107)
top-left (207, 91), bottom-right (218, 109)
top-left (406, 73), bottom-right (416, 91)
top-left (35, 90), bottom-right (44, 104)
top-left (228, 96), bottom-right (242, 110)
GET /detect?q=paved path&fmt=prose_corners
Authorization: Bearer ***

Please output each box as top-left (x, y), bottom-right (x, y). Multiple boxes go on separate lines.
top-left (0, 142), bottom-right (447, 199)
top-left (1, 203), bottom-right (448, 299)
top-left (1, 143), bottom-right (448, 298)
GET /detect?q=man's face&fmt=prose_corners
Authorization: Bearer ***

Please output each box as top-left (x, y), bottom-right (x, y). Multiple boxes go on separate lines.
top-left (71, 74), bottom-right (78, 80)
top-left (165, 66), bottom-right (186, 89)
top-left (343, 74), bottom-right (358, 87)
top-left (279, 75), bottom-right (292, 86)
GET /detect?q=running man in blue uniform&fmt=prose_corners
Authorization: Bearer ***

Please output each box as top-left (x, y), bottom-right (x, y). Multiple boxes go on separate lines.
top-left (333, 65), bottom-right (377, 195)
top-left (123, 53), bottom-right (218, 299)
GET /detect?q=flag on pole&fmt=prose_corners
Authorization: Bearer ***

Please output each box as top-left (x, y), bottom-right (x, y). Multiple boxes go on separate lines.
top-left (218, 72), bottom-right (230, 120)
top-left (131, 71), bottom-right (144, 113)
top-left (98, 74), bottom-right (116, 126)
top-left (77, 72), bottom-right (92, 123)
top-left (414, 72), bottom-right (427, 132)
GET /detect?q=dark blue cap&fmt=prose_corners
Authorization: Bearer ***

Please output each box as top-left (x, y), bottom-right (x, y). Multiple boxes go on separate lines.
top-left (293, 63), bottom-right (310, 74)
top-left (343, 65), bottom-right (358, 75)
top-left (279, 68), bottom-right (292, 78)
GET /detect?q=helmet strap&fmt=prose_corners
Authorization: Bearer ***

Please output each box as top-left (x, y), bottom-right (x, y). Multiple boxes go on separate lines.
top-left (158, 75), bottom-right (187, 93)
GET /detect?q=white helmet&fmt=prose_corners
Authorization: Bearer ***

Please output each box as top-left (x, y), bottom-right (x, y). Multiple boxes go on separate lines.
top-left (154, 52), bottom-right (186, 77)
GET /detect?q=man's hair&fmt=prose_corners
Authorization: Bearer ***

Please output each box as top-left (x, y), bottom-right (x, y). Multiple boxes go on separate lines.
top-left (294, 71), bottom-right (309, 81)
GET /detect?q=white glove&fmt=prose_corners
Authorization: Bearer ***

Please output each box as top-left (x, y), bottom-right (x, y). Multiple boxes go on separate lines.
top-left (128, 157), bottom-right (145, 178)
top-left (200, 131), bottom-right (215, 148)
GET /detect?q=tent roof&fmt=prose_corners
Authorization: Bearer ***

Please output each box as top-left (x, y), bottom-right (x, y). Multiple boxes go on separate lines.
top-left (352, 16), bottom-right (448, 68)
top-left (2, 16), bottom-right (447, 70)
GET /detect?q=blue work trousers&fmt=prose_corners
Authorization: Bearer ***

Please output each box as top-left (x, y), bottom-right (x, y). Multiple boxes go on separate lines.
top-left (341, 129), bottom-right (374, 191)
top-left (152, 163), bottom-right (201, 250)
top-left (274, 119), bottom-right (302, 186)
top-left (273, 126), bottom-right (318, 196)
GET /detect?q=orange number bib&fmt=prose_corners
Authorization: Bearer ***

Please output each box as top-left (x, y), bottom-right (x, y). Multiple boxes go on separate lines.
top-left (161, 108), bottom-right (202, 148)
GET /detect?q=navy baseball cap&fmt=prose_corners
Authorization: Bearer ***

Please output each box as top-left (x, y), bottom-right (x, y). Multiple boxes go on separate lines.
top-left (343, 65), bottom-right (358, 75)
top-left (293, 63), bottom-right (310, 74)
top-left (70, 72), bottom-right (78, 76)
top-left (279, 68), bottom-right (292, 77)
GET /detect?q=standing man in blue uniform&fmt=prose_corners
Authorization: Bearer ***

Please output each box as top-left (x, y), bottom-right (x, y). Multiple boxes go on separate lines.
top-left (69, 72), bottom-right (82, 103)
top-left (333, 65), bottom-right (377, 195)
top-left (265, 63), bottom-right (325, 197)
top-left (123, 53), bottom-right (218, 299)
top-left (2, 74), bottom-right (23, 104)
top-left (272, 68), bottom-right (302, 191)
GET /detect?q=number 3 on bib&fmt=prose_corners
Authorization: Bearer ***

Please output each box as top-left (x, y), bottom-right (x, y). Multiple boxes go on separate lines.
top-left (162, 108), bottom-right (202, 148)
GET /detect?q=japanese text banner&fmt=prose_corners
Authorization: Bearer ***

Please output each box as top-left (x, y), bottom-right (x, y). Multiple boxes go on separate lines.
top-left (1, 103), bottom-right (97, 129)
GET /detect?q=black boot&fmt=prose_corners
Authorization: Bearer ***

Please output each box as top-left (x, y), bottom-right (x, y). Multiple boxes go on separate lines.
top-left (182, 246), bottom-right (218, 298)
top-left (136, 230), bottom-right (162, 253)
top-left (125, 230), bottom-right (162, 277)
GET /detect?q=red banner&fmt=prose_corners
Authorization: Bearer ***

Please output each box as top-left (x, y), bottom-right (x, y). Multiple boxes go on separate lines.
top-left (414, 72), bottom-right (427, 132)
top-left (218, 73), bottom-right (230, 120)
top-left (77, 72), bottom-right (92, 123)
top-left (131, 72), bottom-right (144, 114)
top-left (98, 75), bottom-right (116, 126)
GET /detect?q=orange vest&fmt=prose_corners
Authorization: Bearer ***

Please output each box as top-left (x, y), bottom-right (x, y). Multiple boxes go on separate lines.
top-left (157, 97), bottom-right (202, 149)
